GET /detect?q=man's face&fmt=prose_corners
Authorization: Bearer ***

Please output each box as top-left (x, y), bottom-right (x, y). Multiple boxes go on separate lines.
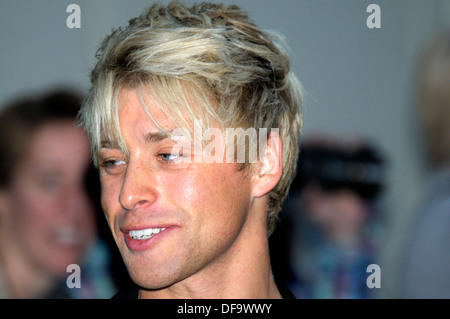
top-left (98, 88), bottom-right (256, 289)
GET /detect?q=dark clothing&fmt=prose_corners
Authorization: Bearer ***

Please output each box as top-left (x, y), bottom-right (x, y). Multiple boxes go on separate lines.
top-left (112, 282), bottom-right (296, 299)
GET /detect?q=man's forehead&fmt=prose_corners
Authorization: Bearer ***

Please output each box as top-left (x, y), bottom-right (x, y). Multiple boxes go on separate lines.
top-left (116, 87), bottom-right (175, 129)
top-left (100, 129), bottom-right (174, 149)
top-left (102, 85), bottom-right (220, 153)
top-left (118, 83), bottom-right (216, 124)
top-left (118, 87), bottom-right (168, 121)
top-left (100, 138), bottom-right (120, 149)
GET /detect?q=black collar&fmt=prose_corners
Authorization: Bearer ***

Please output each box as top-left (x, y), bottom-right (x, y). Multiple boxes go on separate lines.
top-left (112, 282), bottom-right (296, 299)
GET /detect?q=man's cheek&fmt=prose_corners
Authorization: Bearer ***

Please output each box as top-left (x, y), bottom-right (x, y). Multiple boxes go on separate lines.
top-left (100, 183), bottom-right (120, 219)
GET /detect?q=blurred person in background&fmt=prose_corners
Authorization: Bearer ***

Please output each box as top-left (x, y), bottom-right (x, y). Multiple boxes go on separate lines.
top-left (0, 90), bottom-right (122, 298)
top-left (398, 31), bottom-right (450, 298)
top-left (270, 135), bottom-right (385, 299)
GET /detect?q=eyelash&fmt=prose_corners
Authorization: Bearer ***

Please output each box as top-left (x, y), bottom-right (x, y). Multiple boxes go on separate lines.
top-left (98, 159), bottom-right (126, 175)
top-left (99, 152), bottom-right (182, 174)
top-left (158, 153), bottom-right (180, 162)
top-left (100, 159), bottom-right (126, 167)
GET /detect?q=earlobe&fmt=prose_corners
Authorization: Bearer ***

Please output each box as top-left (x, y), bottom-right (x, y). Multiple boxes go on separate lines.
top-left (252, 131), bottom-right (283, 198)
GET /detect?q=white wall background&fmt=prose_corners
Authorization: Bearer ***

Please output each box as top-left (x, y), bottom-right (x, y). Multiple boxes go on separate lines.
top-left (1, 0), bottom-right (449, 297)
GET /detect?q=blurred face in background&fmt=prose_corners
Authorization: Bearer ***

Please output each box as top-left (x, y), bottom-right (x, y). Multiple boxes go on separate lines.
top-left (301, 184), bottom-right (368, 245)
top-left (0, 121), bottom-right (96, 276)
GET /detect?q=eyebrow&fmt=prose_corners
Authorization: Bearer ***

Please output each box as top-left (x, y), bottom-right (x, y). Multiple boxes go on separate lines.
top-left (99, 130), bottom-right (174, 149)
top-left (100, 140), bottom-right (120, 149)
top-left (142, 131), bottom-right (172, 143)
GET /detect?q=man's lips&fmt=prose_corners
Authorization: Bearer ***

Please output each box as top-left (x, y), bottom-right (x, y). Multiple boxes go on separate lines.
top-left (120, 224), bottom-right (177, 251)
top-left (121, 224), bottom-right (175, 235)
top-left (127, 227), bottom-right (167, 240)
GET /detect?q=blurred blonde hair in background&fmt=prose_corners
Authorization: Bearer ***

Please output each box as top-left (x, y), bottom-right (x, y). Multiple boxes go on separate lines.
top-left (418, 31), bottom-right (450, 168)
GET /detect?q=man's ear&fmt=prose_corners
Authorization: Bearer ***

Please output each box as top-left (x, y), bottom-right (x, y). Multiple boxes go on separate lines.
top-left (251, 130), bottom-right (283, 198)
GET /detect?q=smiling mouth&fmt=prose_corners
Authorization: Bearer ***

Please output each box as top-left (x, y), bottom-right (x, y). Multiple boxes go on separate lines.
top-left (129, 228), bottom-right (166, 240)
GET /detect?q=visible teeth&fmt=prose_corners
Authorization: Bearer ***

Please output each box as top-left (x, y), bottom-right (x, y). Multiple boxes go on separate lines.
top-left (129, 228), bottom-right (166, 240)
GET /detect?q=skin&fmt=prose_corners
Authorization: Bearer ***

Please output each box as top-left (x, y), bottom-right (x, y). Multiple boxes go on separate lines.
top-left (0, 122), bottom-right (96, 298)
top-left (98, 88), bottom-right (283, 298)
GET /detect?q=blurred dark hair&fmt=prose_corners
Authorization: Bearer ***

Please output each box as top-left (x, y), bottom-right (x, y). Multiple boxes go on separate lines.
top-left (291, 141), bottom-right (385, 201)
top-left (0, 89), bottom-right (84, 187)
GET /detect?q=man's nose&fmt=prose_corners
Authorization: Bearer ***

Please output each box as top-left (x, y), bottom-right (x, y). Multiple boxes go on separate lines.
top-left (118, 158), bottom-right (158, 211)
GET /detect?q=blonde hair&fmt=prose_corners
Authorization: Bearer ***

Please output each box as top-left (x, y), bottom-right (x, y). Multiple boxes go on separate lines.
top-left (80, 0), bottom-right (303, 234)
top-left (418, 31), bottom-right (450, 167)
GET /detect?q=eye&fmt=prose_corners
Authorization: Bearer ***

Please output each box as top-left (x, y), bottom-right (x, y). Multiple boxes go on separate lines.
top-left (100, 159), bottom-right (126, 175)
top-left (158, 153), bottom-right (180, 163)
top-left (105, 159), bottom-right (126, 166)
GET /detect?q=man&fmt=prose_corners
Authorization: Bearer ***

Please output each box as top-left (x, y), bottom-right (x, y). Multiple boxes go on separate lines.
top-left (80, 0), bottom-right (303, 299)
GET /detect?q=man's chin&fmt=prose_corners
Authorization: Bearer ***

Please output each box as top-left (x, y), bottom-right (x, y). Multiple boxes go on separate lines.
top-left (125, 260), bottom-right (177, 291)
